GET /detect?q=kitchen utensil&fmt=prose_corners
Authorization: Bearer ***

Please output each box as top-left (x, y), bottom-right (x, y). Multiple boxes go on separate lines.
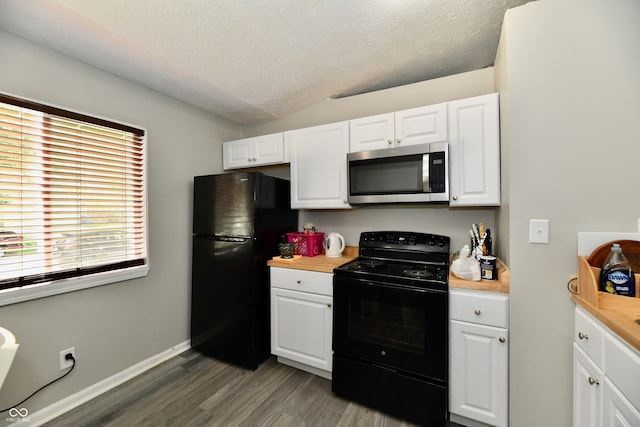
top-left (323, 232), bottom-right (345, 257)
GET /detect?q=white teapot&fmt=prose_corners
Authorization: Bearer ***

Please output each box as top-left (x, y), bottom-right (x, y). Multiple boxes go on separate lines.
top-left (323, 232), bottom-right (345, 257)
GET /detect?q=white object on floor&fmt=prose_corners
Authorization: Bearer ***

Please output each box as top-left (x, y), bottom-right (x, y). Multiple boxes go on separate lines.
top-left (0, 326), bottom-right (19, 390)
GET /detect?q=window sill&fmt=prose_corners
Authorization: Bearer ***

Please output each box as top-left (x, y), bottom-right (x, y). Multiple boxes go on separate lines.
top-left (0, 264), bottom-right (149, 307)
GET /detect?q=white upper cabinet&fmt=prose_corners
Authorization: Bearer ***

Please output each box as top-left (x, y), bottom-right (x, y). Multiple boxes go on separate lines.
top-left (223, 132), bottom-right (285, 170)
top-left (286, 121), bottom-right (351, 209)
top-left (448, 93), bottom-right (501, 206)
top-left (349, 103), bottom-right (448, 152)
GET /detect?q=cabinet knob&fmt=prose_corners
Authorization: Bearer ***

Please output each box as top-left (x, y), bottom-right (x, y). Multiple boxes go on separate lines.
top-left (588, 377), bottom-right (600, 386)
top-left (578, 332), bottom-right (589, 340)
top-left (252, 157), bottom-right (257, 161)
top-left (453, 196), bottom-right (458, 201)
top-left (296, 279), bottom-right (302, 284)
top-left (247, 158), bottom-right (252, 162)
top-left (474, 309), bottom-right (481, 315)
top-left (499, 336), bottom-right (506, 343)
top-left (395, 138), bottom-right (401, 145)
top-left (327, 303), bottom-right (332, 308)
top-left (387, 139), bottom-right (393, 145)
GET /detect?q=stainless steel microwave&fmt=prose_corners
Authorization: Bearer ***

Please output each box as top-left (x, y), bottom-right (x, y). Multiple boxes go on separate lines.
top-left (347, 142), bottom-right (448, 204)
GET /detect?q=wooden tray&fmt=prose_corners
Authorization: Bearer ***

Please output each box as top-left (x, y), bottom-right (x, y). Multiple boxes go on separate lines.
top-left (577, 256), bottom-right (640, 311)
top-left (587, 240), bottom-right (640, 271)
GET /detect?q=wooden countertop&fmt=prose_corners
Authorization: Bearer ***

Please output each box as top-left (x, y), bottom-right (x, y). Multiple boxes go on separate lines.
top-left (267, 246), bottom-right (358, 273)
top-left (269, 248), bottom-right (510, 295)
top-left (448, 258), bottom-right (510, 294)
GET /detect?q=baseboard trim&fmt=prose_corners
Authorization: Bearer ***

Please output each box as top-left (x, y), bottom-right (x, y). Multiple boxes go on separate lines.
top-left (276, 356), bottom-right (331, 380)
top-left (28, 340), bottom-right (191, 426)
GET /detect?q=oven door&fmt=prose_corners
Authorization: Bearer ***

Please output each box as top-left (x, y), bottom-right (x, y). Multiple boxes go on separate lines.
top-left (333, 275), bottom-right (448, 383)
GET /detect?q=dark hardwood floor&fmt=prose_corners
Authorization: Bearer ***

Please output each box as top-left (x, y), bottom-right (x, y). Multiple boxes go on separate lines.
top-left (43, 350), bottom-right (462, 427)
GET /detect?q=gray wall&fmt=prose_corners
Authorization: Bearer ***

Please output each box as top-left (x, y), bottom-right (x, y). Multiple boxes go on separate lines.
top-left (0, 29), bottom-right (241, 420)
top-left (496, 0), bottom-right (640, 425)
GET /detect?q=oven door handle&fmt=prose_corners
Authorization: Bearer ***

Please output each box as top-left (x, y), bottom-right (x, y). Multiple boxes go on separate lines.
top-left (359, 280), bottom-right (435, 294)
top-left (372, 362), bottom-right (398, 373)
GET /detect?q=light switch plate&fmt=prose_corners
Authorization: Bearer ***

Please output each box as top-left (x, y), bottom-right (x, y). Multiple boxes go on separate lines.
top-left (529, 219), bottom-right (549, 244)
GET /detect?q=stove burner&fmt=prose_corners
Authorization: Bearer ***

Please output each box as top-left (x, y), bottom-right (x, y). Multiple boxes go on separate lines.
top-left (359, 259), bottom-right (385, 268)
top-left (403, 269), bottom-right (434, 279)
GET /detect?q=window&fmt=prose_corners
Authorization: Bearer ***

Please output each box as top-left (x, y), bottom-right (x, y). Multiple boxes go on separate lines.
top-left (0, 93), bottom-right (147, 304)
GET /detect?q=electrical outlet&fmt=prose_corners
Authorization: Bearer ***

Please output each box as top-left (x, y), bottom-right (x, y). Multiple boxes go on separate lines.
top-left (59, 347), bottom-right (76, 370)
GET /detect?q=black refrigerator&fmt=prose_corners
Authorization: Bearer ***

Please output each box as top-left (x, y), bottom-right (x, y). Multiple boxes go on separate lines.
top-left (191, 172), bottom-right (297, 370)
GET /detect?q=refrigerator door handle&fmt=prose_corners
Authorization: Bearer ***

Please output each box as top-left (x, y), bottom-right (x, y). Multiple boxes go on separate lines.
top-left (214, 235), bottom-right (251, 242)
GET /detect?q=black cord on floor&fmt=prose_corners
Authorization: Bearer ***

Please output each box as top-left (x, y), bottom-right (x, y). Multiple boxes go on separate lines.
top-left (0, 355), bottom-right (76, 413)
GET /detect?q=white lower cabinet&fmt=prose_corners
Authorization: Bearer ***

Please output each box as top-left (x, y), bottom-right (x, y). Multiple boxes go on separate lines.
top-left (449, 288), bottom-right (509, 427)
top-left (270, 267), bottom-right (333, 378)
top-left (574, 344), bottom-right (603, 427)
top-left (573, 306), bottom-right (640, 427)
top-left (603, 378), bottom-right (640, 426)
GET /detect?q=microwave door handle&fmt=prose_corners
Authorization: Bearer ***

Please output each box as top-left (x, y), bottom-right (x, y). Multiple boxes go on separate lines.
top-left (422, 153), bottom-right (430, 192)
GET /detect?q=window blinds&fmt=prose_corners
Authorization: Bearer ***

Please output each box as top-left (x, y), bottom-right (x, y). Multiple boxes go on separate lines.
top-left (0, 94), bottom-right (146, 291)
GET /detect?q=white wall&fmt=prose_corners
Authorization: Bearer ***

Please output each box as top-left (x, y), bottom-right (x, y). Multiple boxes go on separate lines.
top-left (496, 1), bottom-right (640, 425)
top-left (0, 29), bottom-right (241, 421)
top-left (246, 68), bottom-right (499, 250)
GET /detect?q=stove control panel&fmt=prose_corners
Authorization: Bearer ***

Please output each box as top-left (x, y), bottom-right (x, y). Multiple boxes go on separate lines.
top-left (359, 231), bottom-right (450, 258)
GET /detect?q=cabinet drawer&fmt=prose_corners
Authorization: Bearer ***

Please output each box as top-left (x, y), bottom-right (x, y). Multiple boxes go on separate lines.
top-left (449, 289), bottom-right (509, 328)
top-left (604, 331), bottom-right (640, 409)
top-left (270, 267), bottom-right (332, 296)
top-left (574, 307), bottom-right (604, 367)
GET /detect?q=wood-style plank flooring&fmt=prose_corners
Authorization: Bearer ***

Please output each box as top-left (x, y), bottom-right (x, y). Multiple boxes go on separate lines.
top-left (43, 350), bottom-right (461, 427)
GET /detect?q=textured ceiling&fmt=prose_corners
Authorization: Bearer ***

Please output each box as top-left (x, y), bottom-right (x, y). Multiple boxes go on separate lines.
top-left (0, 0), bottom-right (529, 124)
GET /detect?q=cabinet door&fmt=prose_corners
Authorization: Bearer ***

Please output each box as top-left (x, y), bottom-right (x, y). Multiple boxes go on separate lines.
top-left (395, 103), bottom-right (448, 146)
top-left (574, 344), bottom-right (604, 427)
top-left (349, 113), bottom-right (395, 152)
top-left (223, 137), bottom-right (253, 169)
top-left (448, 93), bottom-right (501, 206)
top-left (450, 320), bottom-right (508, 427)
top-left (223, 133), bottom-right (284, 169)
top-left (251, 133), bottom-right (285, 167)
top-left (287, 121), bottom-right (350, 209)
top-left (603, 378), bottom-right (640, 427)
top-left (270, 287), bottom-right (333, 372)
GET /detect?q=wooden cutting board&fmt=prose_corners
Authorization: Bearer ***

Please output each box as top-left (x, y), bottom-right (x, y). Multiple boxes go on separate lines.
top-left (587, 240), bottom-right (640, 272)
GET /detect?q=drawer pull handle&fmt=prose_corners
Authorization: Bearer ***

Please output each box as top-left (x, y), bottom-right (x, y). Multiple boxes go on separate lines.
top-left (474, 309), bottom-right (481, 315)
top-left (588, 377), bottom-right (600, 386)
top-left (578, 332), bottom-right (589, 340)
top-left (499, 336), bottom-right (506, 343)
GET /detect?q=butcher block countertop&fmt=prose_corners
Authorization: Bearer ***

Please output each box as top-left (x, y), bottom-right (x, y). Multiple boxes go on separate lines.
top-left (267, 246), bottom-right (358, 273)
top-left (448, 258), bottom-right (510, 294)
top-left (573, 255), bottom-right (640, 351)
top-left (268, 248), bottom-right (510, 295)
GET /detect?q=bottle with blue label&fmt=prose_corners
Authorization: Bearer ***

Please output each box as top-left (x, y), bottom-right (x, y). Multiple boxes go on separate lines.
top-left (599, 243), bottom-right (636, 297)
